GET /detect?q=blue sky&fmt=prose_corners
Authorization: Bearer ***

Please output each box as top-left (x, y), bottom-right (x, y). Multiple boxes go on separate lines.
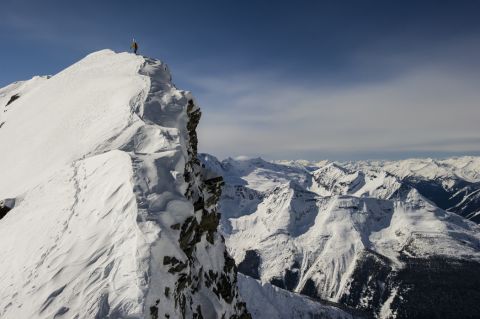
top-left (1, 0), bottom-right (480, 160)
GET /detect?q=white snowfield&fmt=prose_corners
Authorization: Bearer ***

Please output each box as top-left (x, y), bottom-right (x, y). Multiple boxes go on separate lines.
top-left (0, 50), bottom-right (246, 319)
top-left (200, 154), bottom-right (480, 315)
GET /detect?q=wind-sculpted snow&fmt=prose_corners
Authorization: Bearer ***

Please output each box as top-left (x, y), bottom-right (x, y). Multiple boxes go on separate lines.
top-left (201, 154), bottom-right (480, 318)
top-left (0, 50), bottom-right (249, 319)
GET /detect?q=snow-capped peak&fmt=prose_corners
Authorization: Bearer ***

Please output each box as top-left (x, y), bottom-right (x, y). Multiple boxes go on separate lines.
top-left (0, 50), bottom-right (249, 319)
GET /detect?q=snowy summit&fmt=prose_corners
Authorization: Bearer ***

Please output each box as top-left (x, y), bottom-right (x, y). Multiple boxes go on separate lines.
top-left (0, 50), bottom-right (249, 319)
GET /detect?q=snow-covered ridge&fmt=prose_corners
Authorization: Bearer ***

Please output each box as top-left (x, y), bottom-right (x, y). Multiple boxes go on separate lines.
top-left (345, 156), bottom-right (480, 183)
top-left (0, 50), bottom-right (249, 319)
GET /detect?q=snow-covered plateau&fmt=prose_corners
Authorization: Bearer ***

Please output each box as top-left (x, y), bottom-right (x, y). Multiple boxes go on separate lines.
top-left (200, 154), bottom-right (480, 319)
top-left (0, 50), bottom-right (251, 319)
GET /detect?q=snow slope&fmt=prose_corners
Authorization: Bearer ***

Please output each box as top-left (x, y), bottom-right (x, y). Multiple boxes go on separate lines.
top-left (201, 154), bottom-right (480, 318)
top-left (0, 50), bottom-right (249, 319)
top-left (237, 274), bottom-right (358, 319)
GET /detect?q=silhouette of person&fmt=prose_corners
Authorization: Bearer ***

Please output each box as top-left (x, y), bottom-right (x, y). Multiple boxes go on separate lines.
top-left (131, 39), bottom-right (138, 55)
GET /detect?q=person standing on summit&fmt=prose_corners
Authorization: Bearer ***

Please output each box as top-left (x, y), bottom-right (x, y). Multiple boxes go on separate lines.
top-left (131, 39), bottom-right (138, 55)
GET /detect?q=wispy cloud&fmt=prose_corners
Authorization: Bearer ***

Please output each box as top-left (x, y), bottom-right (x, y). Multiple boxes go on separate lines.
top-left (179, 38), bottom-right (480, 160)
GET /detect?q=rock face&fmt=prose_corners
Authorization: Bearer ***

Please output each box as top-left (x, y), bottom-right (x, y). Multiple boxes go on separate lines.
top-left (0, 50), bottom-right (249, 319)
top-left (0, 199), bottom-right (14, 220)
top-left (200, 155), bottom-right (480, 319)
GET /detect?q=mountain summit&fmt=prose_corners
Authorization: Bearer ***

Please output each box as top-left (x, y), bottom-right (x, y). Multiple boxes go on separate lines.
top-left (0, 50), bottom-right (250, 319)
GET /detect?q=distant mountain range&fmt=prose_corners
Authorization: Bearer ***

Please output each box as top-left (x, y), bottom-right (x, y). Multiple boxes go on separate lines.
top-left (201, 154), bottom-right (480, 318)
